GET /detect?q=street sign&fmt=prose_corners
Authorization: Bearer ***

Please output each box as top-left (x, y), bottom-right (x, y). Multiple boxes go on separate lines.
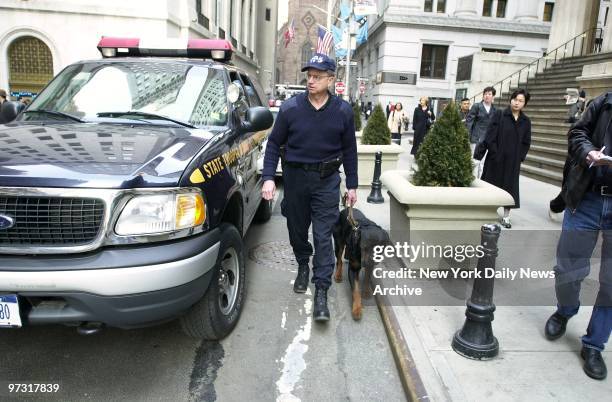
top-left (337, 60), bottom-right (358, 67)
top-left (335, 82), bottom-right (345, 94)
top-left (376, 71), bottom-right (417, 85)
top-left (359, 82), bottom-right (366, 94)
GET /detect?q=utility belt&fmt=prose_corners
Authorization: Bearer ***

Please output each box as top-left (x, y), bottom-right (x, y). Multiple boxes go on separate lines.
top-left (284, 156), bottom-right (342, 179)
top-left (591, 184), bottom-right (612, 196)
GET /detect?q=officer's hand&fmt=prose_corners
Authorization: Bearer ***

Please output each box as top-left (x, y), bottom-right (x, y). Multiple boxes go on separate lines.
top-left (347, 189), bottom-right (357, 206)
top-left (262, 180), bottom-right (276, 200)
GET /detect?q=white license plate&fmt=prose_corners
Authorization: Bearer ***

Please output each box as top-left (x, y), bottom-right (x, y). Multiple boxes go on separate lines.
top-left (0, 294), bottom-right (22, 327)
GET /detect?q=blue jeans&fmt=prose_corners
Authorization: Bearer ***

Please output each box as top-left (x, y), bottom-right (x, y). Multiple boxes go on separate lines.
top-left (555, 191), bottom-right (612, 351)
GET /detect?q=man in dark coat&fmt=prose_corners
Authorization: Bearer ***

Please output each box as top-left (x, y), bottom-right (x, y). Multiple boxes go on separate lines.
top-left (544, 92), bottom-right (612, 381)
top-left (466, 86), bottom-right (497, 144)
top-left (478, 89), bottom-right (531, 228)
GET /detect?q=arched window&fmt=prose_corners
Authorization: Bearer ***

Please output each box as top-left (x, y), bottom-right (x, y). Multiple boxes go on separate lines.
top-left (301, 40), bottom-right (313, 66)
top-left (8, 36), bottom-right (53, 95)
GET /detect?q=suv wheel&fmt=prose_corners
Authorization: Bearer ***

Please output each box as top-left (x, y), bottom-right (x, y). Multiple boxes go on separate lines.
top-left (180, 223), bottom-right (246, 339)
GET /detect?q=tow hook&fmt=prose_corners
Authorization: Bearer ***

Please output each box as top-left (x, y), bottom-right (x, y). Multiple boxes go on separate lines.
top-left (76, 322), bottom-right (105, 335)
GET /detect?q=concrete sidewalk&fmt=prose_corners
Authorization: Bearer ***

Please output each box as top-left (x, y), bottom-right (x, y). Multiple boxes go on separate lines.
top-left (355, 141), bottom-right (611, 401)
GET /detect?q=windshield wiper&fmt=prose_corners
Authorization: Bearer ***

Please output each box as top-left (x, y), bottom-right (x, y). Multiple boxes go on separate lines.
top-left (97, 111), bottom-right (196, 128)
top-left (24, 109), bottom-right (86, 122)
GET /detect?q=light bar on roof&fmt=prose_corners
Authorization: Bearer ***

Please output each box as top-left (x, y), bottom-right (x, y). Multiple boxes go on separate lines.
top-left (96, 37), bottom-right (234, 61)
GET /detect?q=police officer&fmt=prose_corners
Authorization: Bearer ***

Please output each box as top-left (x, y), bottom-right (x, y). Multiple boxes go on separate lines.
top-left (261, 53), bottom-right (358, 322)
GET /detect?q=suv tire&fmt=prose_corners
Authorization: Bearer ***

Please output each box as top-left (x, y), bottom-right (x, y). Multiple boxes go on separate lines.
top-left (180, 223), bottom-right (245, 339)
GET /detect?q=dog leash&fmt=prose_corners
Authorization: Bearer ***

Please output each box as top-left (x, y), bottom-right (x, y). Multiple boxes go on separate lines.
top-left (342, 192), bottom-right (359, 230)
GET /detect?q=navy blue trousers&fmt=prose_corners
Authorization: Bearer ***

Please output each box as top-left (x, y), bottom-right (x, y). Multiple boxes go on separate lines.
top-left (282, 165), bottom-right (340, 289)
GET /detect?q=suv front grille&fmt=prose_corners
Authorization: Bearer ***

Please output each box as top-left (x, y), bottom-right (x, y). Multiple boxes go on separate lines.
top-left (0, 196), bottom-right (105, 246)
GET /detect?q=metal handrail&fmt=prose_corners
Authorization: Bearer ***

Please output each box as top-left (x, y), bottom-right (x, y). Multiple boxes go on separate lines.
top-left (468, 27), bottom-right (603, 104)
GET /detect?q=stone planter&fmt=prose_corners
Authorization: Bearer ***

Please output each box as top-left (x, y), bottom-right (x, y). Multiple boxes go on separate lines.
top-left (356, 143), bottom-right (404, 187)
top-left (355, 130), bottom-right (363, 142)
top-left (381, 170), bottom-right (514, 269)
top-left (577, 61), bottom-right (612, 99)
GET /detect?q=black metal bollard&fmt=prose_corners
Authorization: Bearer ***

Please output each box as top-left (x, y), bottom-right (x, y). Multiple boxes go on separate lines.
top-left (452, 224), bottom-right (501, 360)
top-left (367, 151), bottom-right (384, 204)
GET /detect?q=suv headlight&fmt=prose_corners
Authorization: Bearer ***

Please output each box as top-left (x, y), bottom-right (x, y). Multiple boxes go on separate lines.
top-left (115, 192), bottom-right (205, 236)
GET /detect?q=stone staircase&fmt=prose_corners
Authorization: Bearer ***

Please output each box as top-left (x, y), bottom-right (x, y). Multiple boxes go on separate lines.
top-left (509, 52), bottom-right (612, 186)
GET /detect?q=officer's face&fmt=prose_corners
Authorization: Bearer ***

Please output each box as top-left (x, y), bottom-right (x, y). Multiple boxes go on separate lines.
top-left (306, 68), bottom-right (334, 96)
top-left (461, 100), bottom-right (470, 112)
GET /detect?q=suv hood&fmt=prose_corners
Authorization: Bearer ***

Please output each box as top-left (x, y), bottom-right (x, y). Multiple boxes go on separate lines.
top-left (0, 123), bottom-right (217, 188)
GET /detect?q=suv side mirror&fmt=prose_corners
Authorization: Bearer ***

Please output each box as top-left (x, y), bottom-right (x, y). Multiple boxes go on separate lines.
top-left (241, 106), bottom-right (273, 133)
top-left (0, 101), bottom-right (25, 124)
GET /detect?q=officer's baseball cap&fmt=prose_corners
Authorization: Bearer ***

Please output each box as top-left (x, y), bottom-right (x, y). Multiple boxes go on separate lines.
top-left (301, 53), bottom-right (336, 73)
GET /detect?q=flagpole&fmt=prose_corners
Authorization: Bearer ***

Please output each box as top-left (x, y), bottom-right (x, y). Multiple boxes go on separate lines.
top-left (344, 0), bottom-right (353, 102)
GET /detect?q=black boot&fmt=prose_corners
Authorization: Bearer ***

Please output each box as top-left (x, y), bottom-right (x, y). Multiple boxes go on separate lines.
top-left (313, 286), bottom-right (330, 322)
top-left (293, 264), bottom-right (309, 294)
top-left (581, 347), bottom-right (607, 380)
top-left (545, 312), bottom-right (569, 340)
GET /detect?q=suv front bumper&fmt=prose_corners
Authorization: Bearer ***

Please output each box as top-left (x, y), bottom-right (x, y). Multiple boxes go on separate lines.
top-left (0, 229), bottom-right (221, 328)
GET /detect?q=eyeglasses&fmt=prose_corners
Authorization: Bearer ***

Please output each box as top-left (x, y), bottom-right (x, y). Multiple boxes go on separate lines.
top-left (306, 73), bottom-right (332, 82)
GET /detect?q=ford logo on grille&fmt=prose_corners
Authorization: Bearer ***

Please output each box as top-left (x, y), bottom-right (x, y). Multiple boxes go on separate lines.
top-left (0, 215), bottom-right (15, 230)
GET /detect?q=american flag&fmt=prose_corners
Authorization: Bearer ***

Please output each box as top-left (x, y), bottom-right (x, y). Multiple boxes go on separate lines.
top-left (284, 18), bottom-right (295, 48)
top-left (316, 26), bottom-right (333, 56)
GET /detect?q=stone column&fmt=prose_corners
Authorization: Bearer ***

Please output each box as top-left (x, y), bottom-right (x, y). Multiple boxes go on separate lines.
top-left (547, 0), bottom-right (601, 53)
top-left (603, 25), bottom-right (612, 52)
top-left (454, 0), bottom-right (478, 17)
top-left (514, 0), bottom-right (539, 22)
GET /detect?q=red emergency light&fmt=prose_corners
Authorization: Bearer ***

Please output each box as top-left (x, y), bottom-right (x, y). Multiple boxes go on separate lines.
top-left (97, 37), bottom-right (234, 62)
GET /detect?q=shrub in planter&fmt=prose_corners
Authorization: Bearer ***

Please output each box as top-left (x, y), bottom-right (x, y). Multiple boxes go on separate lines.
top-left (353, 103), bottom-right (362, 132)
top-left (361, 103), bottom-right (391, 145)
top-left (412, 102), bottom-right (474, 187)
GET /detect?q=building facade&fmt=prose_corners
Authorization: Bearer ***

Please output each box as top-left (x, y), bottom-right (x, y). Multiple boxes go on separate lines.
top-left (275, 0), bottom-right (331, 88)
top-left (354, 0), bottom-right (555, 115)
top-left (0, 0), bottom-right (278, 98)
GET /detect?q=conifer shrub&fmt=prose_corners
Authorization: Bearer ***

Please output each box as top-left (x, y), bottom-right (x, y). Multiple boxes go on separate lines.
top-left (353, 103), bottom-right (362, 131)
top-left (361, 103), bottom-right (391, 145)
top-left (412, 102), bottom-right (474, 187)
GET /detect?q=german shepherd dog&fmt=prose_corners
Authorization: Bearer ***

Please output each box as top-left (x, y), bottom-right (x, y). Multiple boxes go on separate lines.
top-left (333, 197), bottom-right (390, 320)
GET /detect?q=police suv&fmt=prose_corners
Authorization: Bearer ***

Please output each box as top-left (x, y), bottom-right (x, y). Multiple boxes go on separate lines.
top-left (0, 37), bottom-right (273, 339)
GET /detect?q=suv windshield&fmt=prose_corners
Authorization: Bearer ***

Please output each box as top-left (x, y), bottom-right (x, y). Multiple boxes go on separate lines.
top-left (23, 60), bottom-right (228, 127)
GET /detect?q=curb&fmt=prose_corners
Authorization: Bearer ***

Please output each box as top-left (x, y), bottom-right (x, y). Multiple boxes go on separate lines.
top-left (375, 286), bottom-right (429, 402)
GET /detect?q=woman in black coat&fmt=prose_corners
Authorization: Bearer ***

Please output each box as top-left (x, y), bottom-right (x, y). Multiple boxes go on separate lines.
top-left (411, 96), bottom-right (435, 155)
top-left (480, 89), bottom-right (532, 228)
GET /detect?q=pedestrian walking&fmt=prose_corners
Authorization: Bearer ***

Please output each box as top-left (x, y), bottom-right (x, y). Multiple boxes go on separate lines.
top-left (386, 101), bottom-right (393, 120)
top-left (475, 89), bottom-right (531, 228)
top-left (388, 102), bottom-right (408, 145)
top-left (566, 89), bottom-right (587, 124)
top-left (0, 89), bottom-right (7, 124)
top-left (459, 97), bottom-right (470, 127)
top-left (411, 96), bottom-right (435, 155)
top-left (261, 53), bottom-right (358, 322)
top-left (466, 86), bottom-right (497, 145)
top-left (545, 91), bottom-right (612, 381)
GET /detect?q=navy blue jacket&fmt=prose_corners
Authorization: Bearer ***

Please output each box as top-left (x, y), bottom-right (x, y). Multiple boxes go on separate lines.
top-left (262, 92), bottom-right (358, 189)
